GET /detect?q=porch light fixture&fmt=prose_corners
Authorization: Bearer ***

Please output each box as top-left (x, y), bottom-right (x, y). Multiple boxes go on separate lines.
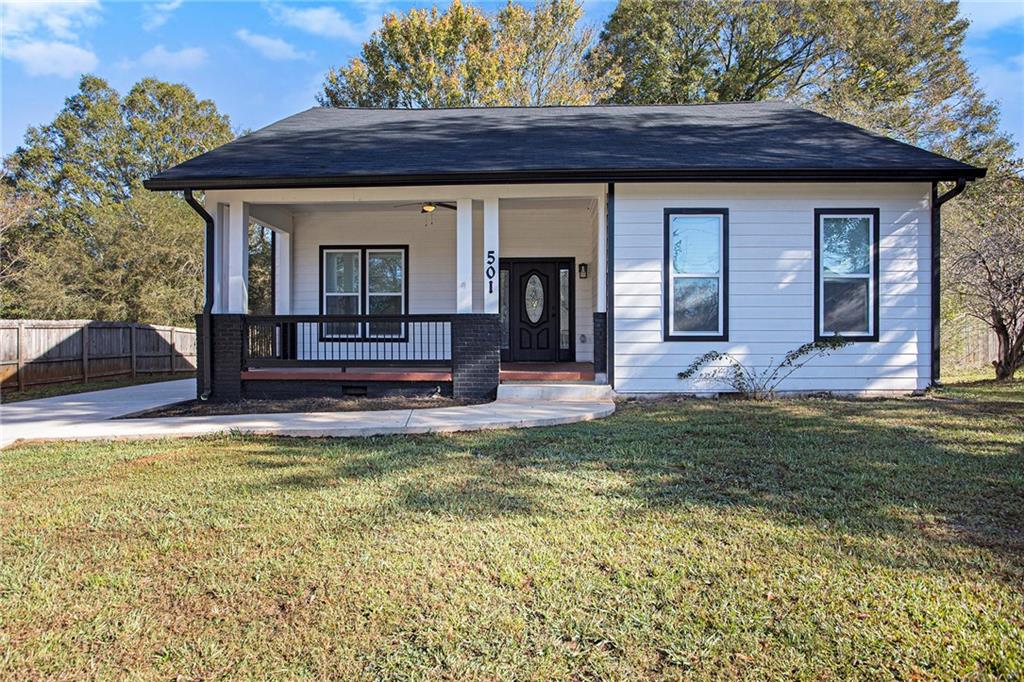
top-left (578, 263), bottom-right (588, 279)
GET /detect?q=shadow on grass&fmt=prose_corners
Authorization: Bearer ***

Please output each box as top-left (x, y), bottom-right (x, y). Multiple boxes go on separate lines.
top-left (238, 384), bottom-right (1023, 571)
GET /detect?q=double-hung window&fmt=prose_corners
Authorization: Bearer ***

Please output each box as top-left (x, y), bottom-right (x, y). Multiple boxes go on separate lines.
top-left (321, 246), bottom-right (408, 339)
top-left (663, 208), bottom-right (729, 341)
top-left (814, 209), bottom-right (879, 341)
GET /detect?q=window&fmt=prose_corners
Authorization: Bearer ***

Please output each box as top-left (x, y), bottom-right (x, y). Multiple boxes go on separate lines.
top-left (814, 209), bottom-right (879, 341)
top-left (320, 246), bottom-right (408, 340)
top-left (663, 209), bottom-right (728, 341)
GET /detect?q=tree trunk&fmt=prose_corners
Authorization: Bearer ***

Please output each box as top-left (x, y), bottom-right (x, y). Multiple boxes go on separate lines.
top-left (990, 313), bottom-right (1023, 381)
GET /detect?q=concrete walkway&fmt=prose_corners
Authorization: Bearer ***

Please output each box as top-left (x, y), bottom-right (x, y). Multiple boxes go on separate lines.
top-left (0, 379), bottom-right (614, 449)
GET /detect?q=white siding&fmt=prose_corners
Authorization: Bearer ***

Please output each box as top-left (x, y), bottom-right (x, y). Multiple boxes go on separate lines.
top-left (613, 182), bottom-right (932, 395)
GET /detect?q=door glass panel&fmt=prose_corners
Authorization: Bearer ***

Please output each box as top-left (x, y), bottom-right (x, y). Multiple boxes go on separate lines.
top-left (559, 268), bottom-right (569, 350)
top-left (525, 274), bottom-right (544, 324)
top-left (499, 269), bottom-right (509, 349)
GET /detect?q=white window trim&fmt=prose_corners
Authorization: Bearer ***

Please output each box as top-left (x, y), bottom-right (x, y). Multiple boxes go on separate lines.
top-left (666, 211), bottom-right (727, 339)
top-left (817, 213), bottom-right (876, 338)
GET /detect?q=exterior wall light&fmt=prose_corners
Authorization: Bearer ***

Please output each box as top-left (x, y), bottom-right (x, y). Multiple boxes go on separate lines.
top-left (578, 263), bottom-right (588, 279)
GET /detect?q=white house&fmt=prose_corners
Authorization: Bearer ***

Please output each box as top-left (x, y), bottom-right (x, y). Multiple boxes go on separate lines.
top-left (144, 102), bottom-right (984, 401)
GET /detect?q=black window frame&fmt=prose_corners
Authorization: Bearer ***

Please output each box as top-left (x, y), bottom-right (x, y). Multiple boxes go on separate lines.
top-left (663, 207), bottom-right (730, 342)
top-left (318, 244), bottom-right (410, 342)
top-left (813, 208), bottom-right (880, 343)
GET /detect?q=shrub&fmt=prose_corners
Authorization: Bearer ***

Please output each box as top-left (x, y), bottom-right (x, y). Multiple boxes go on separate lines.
top-left (677, 337), bottom-right (852, 399)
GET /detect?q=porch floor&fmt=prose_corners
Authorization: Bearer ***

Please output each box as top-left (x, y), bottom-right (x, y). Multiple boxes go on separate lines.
top-left (240, 363), bottom-right (595, 383)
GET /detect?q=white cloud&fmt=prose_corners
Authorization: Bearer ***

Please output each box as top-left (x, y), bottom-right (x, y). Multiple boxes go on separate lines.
top-left (5, 39), bottom-right (98, 77)
top-left (267, 4), bottom-right (379, 42)
top-left (143, 0), bottom-right (184, 31)
top-left (134, 44), bottom-right (208, 70)
top-left (2, 0), bottom-right (100, 40)
top-left (2, 0), bottom-right (100, 78)
top-left (235, 28), bottom-right (312, 61)
top-left (959, 0), bottom-right (1024, 35)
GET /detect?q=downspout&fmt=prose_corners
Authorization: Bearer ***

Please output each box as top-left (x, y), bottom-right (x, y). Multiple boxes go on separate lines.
top-left (184, 189), bottom-right (215, 400)
top-left (930, 178), bottom-right (968, 387)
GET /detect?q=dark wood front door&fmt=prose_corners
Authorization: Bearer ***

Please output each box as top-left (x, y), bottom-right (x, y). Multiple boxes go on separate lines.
top-left (501, 259), bottom-right (574, 363)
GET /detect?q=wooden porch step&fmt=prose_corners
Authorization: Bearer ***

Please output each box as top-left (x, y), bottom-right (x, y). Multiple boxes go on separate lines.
top-left (499, 362), bottom-right (595, 383)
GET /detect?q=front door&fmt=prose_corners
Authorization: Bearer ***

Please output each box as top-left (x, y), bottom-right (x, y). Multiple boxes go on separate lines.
top-left (500, 259), bottom-right (574, 363)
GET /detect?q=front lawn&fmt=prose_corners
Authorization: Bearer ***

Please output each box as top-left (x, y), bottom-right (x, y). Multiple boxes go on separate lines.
top-left (2, 381), bottom-right (1022, 679)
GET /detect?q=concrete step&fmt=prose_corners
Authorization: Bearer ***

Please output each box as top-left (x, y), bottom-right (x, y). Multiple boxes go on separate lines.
top-left (496, 382), bottom-right (614, 402)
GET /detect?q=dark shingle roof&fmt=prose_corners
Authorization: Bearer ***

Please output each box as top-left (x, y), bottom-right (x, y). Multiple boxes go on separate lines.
top-left (144, 102), bottom-right (984, 190)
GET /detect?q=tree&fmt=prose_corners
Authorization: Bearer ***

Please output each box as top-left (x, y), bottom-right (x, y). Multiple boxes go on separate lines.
top-left (3, 75), bottom-right (233, 324)
top-left (590, 0), bottom-right (1012, 166)
top-left (945, 169), bottom-right (1024, 380)
top-left (14, 190), bottom-right (206, 325)
top-left (318, 0), bottom-right (616, 108)
top-left (0, 186), bottom-right (37, 313)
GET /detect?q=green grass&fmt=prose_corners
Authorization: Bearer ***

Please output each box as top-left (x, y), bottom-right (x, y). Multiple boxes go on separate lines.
top-left (2, 380), bottom-right (1022, 679)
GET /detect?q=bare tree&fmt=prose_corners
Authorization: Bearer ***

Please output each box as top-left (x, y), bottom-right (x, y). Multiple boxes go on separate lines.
top-left (946, 169), bottom-right (1024, 380)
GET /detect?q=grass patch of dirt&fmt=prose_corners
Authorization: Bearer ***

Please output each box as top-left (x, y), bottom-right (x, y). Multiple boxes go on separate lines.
top-left (2, 378), bottom-right (1021, 679)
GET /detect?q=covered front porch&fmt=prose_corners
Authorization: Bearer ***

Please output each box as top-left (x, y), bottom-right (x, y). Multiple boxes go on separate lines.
top-left (197, 184), bottom-right (609, 402)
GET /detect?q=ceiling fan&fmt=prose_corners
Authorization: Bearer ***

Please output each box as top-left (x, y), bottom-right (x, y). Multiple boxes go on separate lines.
top-left (393, 201), bottom-right (457, 214)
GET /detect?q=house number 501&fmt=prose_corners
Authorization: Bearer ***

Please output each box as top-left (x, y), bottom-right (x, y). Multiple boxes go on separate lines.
top-left (485, 250), bottom-right (496, 294)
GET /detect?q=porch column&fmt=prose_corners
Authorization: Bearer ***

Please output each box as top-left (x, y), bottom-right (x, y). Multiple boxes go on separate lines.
top-left (226, 200), bottom-right (249, 314)
top-left (482, 197), bottom-right (500, 314)
top-left (456, 198), bottom-right (473, 313)
top-left (273, 230), bottom-right (291, 314)
top-left (596, 190), bottom-right (607, 313)
top-left (594, 189), bottom-right (609, 379)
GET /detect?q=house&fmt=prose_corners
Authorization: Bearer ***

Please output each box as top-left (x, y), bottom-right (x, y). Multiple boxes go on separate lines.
top-left (144, 102), bottom-right (984, 401)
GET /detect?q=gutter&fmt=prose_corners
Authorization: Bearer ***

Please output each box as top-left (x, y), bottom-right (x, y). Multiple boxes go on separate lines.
top-left (184, 190), bottom-right (215, 401)
top-left (930, 178), bottom-right (969, 387)
top-left (143, 166), bottom-right (986, 192)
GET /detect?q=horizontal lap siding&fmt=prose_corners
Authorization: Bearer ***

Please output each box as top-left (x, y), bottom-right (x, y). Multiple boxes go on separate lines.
top-left (292, 208), bottom-right (457, 361)
top-left (613, 182), bottom-right (932, 394)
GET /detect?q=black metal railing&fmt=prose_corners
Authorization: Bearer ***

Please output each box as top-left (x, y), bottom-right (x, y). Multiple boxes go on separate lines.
top-left (243, 314), bottom-right (453, 367)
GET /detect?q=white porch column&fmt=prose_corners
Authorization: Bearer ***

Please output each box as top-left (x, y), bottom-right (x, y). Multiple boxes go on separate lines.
top-left (226, 200), bottom-right (249, 314)
top-left (273, 231), bottom-right (291, 314)
top-left (482, 197), bottom-right (500, 314)
top-left (456, 198), bottom-right (473, 313)
top-left (206, 200), bottom-right (224, 313)
top-left (596, 190), bottom-right (607, 313)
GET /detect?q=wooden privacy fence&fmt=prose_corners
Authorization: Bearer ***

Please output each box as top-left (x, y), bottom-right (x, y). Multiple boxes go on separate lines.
top-left (0, 320), bottom-right (196, 391)
top-left (942, 314), bottom-right (1000, 373)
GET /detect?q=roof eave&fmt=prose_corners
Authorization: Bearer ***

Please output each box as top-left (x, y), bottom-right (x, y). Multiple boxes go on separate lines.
top-left (143, 166), bottom-right (986, 191)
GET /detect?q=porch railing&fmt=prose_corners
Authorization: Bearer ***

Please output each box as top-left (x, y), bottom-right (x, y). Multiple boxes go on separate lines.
top-left (243, 314), bottom-right (453, 368)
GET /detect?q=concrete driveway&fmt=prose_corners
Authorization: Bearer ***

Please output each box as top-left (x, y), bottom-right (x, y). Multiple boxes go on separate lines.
top-left (1, 379), bottom-right (195, 448)
top-left (0, 378), bottom-right (614, 449)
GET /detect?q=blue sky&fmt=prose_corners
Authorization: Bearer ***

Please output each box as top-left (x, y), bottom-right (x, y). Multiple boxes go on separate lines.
top-left (2, 0), bottom-right (1023, 157)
